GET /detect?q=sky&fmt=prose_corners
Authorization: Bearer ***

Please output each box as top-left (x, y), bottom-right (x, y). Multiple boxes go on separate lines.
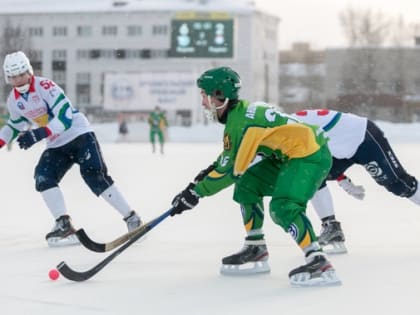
top-left (1, 121), bottom-right (420, 314)
top-left (254, 0), bottom-right (420, 49)
top-left (1, 0), bottom-right (419, 50)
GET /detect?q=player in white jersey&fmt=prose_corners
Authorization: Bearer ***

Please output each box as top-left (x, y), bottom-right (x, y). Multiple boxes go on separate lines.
top-left (209, 107), bottom-right (420, 274)
top-left (292, 109), bottom-right (420, 253)
top-left (0, 51), bottom-right (142, 247)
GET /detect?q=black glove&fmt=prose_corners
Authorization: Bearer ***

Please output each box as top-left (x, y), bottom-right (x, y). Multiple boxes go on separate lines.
top-left (170, 183), bottom-right (200, 216)
top-left (194, 163), bottom-right (216, 182)
top-left (17, 127), bottom-right (50, 150)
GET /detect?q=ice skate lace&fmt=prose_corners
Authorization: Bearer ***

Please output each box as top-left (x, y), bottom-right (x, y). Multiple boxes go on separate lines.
top-left (320, 222), bottom-right (335, 238)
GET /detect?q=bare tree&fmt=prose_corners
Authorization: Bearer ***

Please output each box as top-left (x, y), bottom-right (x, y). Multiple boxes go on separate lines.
top-left (0, 18), bottom-right (32, 104)
top-left (0, 18), bottom-right (31, 57)
top-left (408, 22), bottom-right (420, 45)
top-left (339, 7), bottom-right (392, 46)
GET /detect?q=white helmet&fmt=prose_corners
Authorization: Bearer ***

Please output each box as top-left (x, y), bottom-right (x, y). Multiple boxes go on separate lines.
top-left (3, 51), bottom-right (34, 88)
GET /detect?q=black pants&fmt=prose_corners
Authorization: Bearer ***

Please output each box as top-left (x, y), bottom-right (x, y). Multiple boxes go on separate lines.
top-left (324, 120), bottom-right (417, 198)
top-left (34, 132), bottom-right (114, 196)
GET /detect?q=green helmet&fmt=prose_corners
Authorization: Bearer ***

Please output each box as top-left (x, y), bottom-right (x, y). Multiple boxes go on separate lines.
top-left (197, 67), bottom-right (242, 100)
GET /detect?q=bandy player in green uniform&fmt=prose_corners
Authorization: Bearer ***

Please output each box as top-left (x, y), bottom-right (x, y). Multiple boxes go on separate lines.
top-left (148, 106), bottom-right (167, 154)
top-left (169, 67), bottom-right (340, 287)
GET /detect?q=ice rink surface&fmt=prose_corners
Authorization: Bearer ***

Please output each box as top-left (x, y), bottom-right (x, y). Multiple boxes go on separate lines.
top-left (1, 122), bottom-right (420, 315)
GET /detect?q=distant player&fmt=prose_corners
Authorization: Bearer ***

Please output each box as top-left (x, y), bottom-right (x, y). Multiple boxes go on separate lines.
top-left (148, 106), bottom-right (167, 154)
top-left (169, 67), bottom-right (341, 286)
top-left (117, 116), bottom-right (129, 142)
top-left (0, 51), bottom-right (142, 247)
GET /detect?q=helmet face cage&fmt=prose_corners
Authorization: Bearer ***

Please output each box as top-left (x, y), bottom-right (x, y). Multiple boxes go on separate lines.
top-left (197, 67), bottom-right (241, 100)
top-left (3, 51), bottom-right (33, 84)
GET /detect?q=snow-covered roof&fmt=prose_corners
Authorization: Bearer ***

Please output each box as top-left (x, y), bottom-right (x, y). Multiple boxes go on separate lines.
top-left (0, 0), bottom-right (258, 14)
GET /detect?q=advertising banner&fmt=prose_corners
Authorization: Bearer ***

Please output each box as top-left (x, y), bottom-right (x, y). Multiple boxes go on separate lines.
top-left (104, 72), bottom-right (198, 111)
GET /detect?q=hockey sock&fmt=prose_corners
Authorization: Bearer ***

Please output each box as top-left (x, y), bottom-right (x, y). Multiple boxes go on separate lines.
top-left (310, 185), bottom-right (335, 219)
top-left (288, 212), bottom-right (319, 251)
top-left (41, 187), bottom-right (67, 219)
top-left (100, 184), bottom-right (133, 218)
top-left (241, 202), bottom-right (265, 240)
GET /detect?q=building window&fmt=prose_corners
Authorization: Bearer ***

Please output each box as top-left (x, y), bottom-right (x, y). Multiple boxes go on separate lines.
top-left (52, 71), bottom-right (66, 83)
top-left (102, 25), bottom-right (118, 36)
top-left (76, 87), bottom-right (90, 105)
top-left (127, 25), bottom-right (142, 36)
top-left (31, 61), bottom-right (43, 72)
top-left (52, 50), bottom-right (67, 60)
top-left (90, 50), bottom-right (101, 59)
top-left (52, 61), bottom-right (66, 71)
top-left (28, 27), bottom-right (43, 37)
top-left (28, 50), bottom-right (43, 61)
top-left (76, 50), bottom-right (90, 59)
top-left (115, 49), bottom-right (126, 59)
top-left (52, 50), bottom-right (67, 73)
top-left (102, 50), bottom-right (114, 59)
top-left (126, 50), bottom-right (141, 58)
top-left (28, 50), bottom-right (43, 72)
top-left (76, 72), bottom-right (90, 84)
top-left (150, 49), bottom-right (169, 58)
top-left (152, 25), bottom-right (168, 35)
top-left (123, 49), bottom-right (169, 59)
top-left (76, 72), bottom-right (91, 105)
top-left (76, 48), bottom-right (167, 60)
top-left (77, 25), bottom-right (92, 37)
top-left (53, 26), bottom-right (67, 37)
top-left (141, 49), bottom-right (151, 59)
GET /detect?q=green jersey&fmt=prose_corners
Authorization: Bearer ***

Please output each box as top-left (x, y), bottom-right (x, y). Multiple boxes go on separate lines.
top-left (148, 111), bottom-right (167, 131)
top-left (195, 100), bottom-right (328, 197)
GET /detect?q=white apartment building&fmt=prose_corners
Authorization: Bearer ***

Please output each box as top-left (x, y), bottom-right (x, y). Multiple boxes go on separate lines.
top-left (0, 0), bottom-right (279, 124)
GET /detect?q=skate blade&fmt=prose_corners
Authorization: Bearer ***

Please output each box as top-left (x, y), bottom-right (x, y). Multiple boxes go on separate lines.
top-left (290, 269), bottom-right (342, 287)
top-left (47, 234), bottom-right (80, 247)
top-left (322, 242), bottom-right (347, 254)
top-left (220, 261), bottom-right (270, 276)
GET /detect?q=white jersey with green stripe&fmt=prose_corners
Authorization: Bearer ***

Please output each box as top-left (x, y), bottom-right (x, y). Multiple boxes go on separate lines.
top-left (292, 109), bottom-right (367, 159)
top-left (0, 76), bottom-right (93, 148)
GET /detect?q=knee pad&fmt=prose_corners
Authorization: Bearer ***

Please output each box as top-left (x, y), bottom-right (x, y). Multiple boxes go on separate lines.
top-left (81, 169), bottom-right (114, 196)
top-left (269, 197), bottom-right (305, 231)
top-left (381, 175), bottom-right (417, 198)
top-left (35, 175), bottom-right (57, 192)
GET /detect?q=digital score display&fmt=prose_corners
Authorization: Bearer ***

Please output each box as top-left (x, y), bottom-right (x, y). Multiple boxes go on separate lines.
top-left (169, 15), bottom-right (233, 58)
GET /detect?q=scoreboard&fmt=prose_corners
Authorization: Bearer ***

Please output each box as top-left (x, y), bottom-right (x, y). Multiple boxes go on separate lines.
top-left (169, 12), bottom-right (234, 58)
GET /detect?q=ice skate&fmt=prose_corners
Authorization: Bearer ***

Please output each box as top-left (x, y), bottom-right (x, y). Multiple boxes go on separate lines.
top-left (318, 220), bottom-right (347, 254)
top-left (289, 252), bottom-right (341, 287)
top-left (124, 211), bottom-right (142, 232)
top-left (220, 240), bottom-right (270, 275)
top-left (46, 215), bottom-right (79, 247)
